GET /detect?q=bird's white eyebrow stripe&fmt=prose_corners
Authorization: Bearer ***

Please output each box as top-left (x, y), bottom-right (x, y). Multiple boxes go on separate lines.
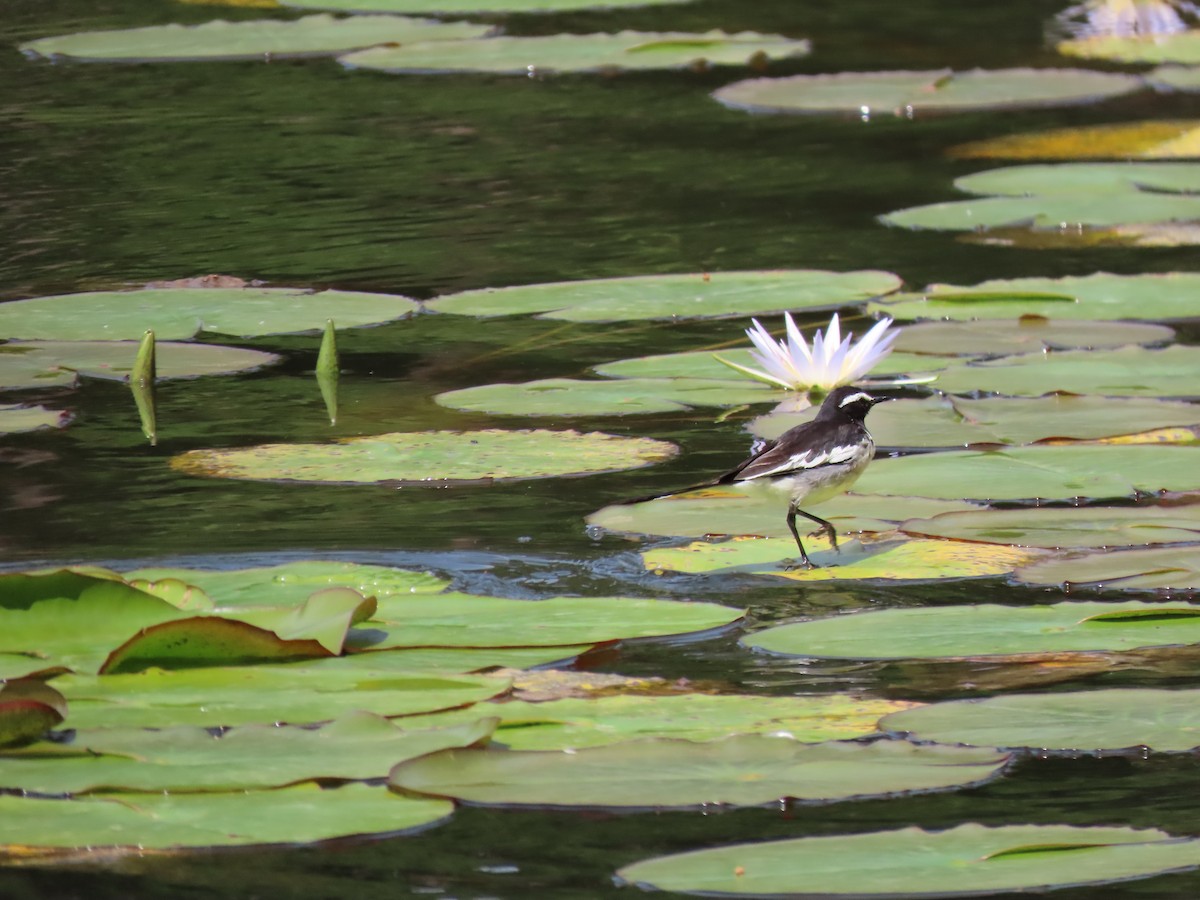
top-left (838, 391), bottom-right (872, 407)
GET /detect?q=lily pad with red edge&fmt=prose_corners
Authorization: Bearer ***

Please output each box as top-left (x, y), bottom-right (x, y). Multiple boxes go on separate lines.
top-left (388, 737), bottom-right (1008, 808)
top-left (616, 824), bottom-right (1200, 896)
top-left (0, 681), bottom-right (67, 748)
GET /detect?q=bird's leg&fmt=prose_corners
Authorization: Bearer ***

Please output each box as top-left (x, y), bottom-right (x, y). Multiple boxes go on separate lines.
top-left (785, 503), bottom-right (816, 569)
top-left (797, 508), bottom-right (839, 554)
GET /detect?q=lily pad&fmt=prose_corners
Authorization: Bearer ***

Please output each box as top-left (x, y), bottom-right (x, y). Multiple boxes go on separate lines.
top-left (303, 644), bottom-right (594, 672)
top-left (0, 783), bottom-right (453, 850)
top-left (712, 68), bottom-right (1144, 116)
top-left (949, 120), bottom-right (1200, 160)
top-left (933, 346), bottom-right (1200, 398)
top-left (0, 713), bottom-right (496, 795)
top-left (435, 378), bottom-right (774, 416)
top-left (0, 404), bottom-right (68, 434)
top-left (0, 287), bottom-right (418, 341)
top-left (894, 318), bottom-right (1173, 354)
top-left (595, 348), bottom-right (941, 382)
top-left (0, 681), bottom-right (67, 748)
top-left (856, 445), bottom-right (1200, 501)
top-left (616, 824), bottom-right (1200, 896)
top-left (54, 664), bottom-right (510, 729)
top-left (1059, 29), bottom-right (1200, 64)
top-left (341, 30), bottom-right (809, 75)
top-left (171, 429), bottom-right (678, 483)
top-left (745, 600), bottom-right (1200, 660)
top-left (754, 395), bottom-right (1200, 448)
top-left (20, 14), bottom-right (489, 62)
top-left (870, 271), bottom-right (1200, 322)
top-left (1016, 545), bottom-right (1200, 591)
top-left (403, 693), bottom-right (920, 750)
top-left (589, 492), bottom-right (979, 540)
top-left (645, 536), bottom-right (1041, 580)
top-left (389, 737), bottom-right (1007, 808)
top-left (883, 688), bottom-right (1200, 752)
top-left (882, 162), bottom-right (1200, 233)
top-left (1150, 65), bottom-right (1200, 91)
top-left (424, 270), bottom-right (900, 321)
top-left (351, 592), bottom-right (745, 649)
top-left (902, 504), bottom-right (1200, 549)
top-left (288, 0), bottom-right (689, 11)
top-left (0, 340), bottom-right (280, 389)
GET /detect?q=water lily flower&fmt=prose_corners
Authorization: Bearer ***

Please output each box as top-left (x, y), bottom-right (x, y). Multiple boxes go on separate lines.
top-left (714, 312), bottom-right (898, 394)
top-left (1057, 0), bottom-right (1198, 38)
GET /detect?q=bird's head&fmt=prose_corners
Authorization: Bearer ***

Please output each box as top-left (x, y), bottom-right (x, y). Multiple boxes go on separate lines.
top-left (818, 385), bottom-right (889, 421)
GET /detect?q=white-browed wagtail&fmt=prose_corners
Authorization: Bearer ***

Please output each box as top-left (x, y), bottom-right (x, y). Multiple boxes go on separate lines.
top-left (625, 385), bottom-right (889, 569)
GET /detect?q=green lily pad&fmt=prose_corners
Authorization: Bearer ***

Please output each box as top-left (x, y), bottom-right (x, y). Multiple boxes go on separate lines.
top-left (882, 163), bottom-right (1200, 232)
top-left (883, 688), bottom-right (1200, 752)
top-left (301, 644), bottom-right (594, 673)
top-left (172, 429), bottom-right (678, 483)
top-left (389, 737), bottom-right (1007, 808)
top-left (436, 377), bottom-right (774, 416)
top-left (857, 445), bottom-right (1200, 501)
top-left (894, 318), bottom-right (1173, 354)
top-left (424, 270), bottom-right (900, 321)
top-left (934, 345), bottom-right (1200, 398)
top-left (595, 348), bottom-right (940, 382)
top-left (0, 404), bottom-right (68, 434)
top-left (0, 340), bottom-right (280, 389)
top-left (353, 592), bottom-right (745, 649)
top-left (405, 693), bottom-right (919, 750)
top-left (1016, 545), bottom-right (1200, 591)
top-left (712, 67), bottom-right (1144, 116)
top-left (644, 536), bottom-right (1041, 580)
top-left (20, 14), bottom-right (489, 62)
top-left (1150, 65), bottom-right (1200, 92)
top-left (124, 560), bottom-right (449, 610)
top-left (617, 824), bottom-right (1200, 896)
top-left (0, 713), bottom-right (496, 795)
top-left (54, 664), bottom-right (510, 729)
top-left (745, 600), bottom-right (1200, 660)
top-left (902, 505), bottom-right (1200, 549)
top-left (0, 783), bottom-right (453, 850)
top-left (1060, 29), bottom-right (1200, 64)
top-left (0, 287), bottom-right (417, 341)
top-left (341, 30), bottom-right (809, 75)
top-left (949, 119), bottom-right (1200, 161)
top-left (0, 681), bottom-right (67, 748)
top-left (870, 271), bottom-right (1200, 321)
top-left (754, 395), bottom-right (1200, 448)
top-left (589, 492), bottom-right (979, 540)
top-left (288, 0), bottom-right (689, 11)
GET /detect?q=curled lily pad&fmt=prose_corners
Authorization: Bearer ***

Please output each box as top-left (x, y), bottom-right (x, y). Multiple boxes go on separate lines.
top-left (171, 429), bottom-right (678, 484)
top-left (0, 404), bottom-right (68, 434)
top-left (883, 688), bottom-right (1200, 752)
top-left (389, 737), bottom-right (1008, 808)
top-left (435, 378), bottom-right (773, 416)
top-left (745, 600), bottom-right (1200, 660)
top-left (0, 681), bottom-right (67, 748)
top-left (341, 30), bottom-right (810, 75)
top-left (288, 0), bottom-right (690, 11)
top-left (1016, 545), bottom-right (1200, 591)
top-left (754, 395), bottom-right (1200, 448)
top-left (0, 340), bottom-right (279, 389)
top-left (425, 270), bottom-right (900, 321)
top-left (712, 68), bottom-right (1144, 116)
top-left (949, 120), bottom-right (1200, 160)
top-left (616, 824), bottom-right (1200, 896)
top-left (0, 714), bottom-right (496, 795)
top-left (0, 783), bottom-right (452, 851)
top-left (870, 271), bottom-right (1200, 322)
top-left (0, 287), bottom-right (417, 341)
top-left (20, 14), bottom-right (489, 62)
top-left (902, 504), bottom-right (1200, 549)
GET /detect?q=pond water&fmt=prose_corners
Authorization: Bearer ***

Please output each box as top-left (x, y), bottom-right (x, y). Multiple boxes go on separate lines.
top-left (3, 0), bottom-right (1200, 896)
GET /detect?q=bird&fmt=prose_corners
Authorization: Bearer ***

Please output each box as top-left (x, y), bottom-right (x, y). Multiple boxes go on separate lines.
top-left (623, 385), bottom-right (889, 569)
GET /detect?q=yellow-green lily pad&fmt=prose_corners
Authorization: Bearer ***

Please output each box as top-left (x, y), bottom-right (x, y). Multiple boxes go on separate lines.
top-left (288, 0), bottom-right (689, 11)
top-left (389, 737), bottom-right (1008, 808)
top-left (171, 429), bottom-right (678, 484)
top-left (1059, 29), bottom-right (1200, 64)
top-left (341, 30), bottom-right (809, 76)
top-left (949, 119), bottom-right (1200, 160)
top-left (20, 14), bottom-right (489, 62)
top-left (425, 270), bottom-right (899, 321)
top-left (713, 68), bottom-right (1144, 116)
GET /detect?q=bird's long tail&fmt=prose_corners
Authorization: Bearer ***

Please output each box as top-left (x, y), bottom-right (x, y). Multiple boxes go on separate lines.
top-left (614, 478), bottom-right (723, 507)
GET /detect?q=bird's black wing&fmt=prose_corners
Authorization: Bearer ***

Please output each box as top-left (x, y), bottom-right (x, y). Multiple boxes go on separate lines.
top-left (722, 419), bottom-right (864, 484)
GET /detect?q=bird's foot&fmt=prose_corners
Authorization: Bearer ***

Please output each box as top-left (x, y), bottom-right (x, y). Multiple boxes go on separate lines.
top-left (782, 557), bottom-right (819, 571)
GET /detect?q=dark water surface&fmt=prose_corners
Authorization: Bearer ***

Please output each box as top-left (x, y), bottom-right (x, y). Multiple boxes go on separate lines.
top-left (3, 0), bottom-right (1200, 896)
